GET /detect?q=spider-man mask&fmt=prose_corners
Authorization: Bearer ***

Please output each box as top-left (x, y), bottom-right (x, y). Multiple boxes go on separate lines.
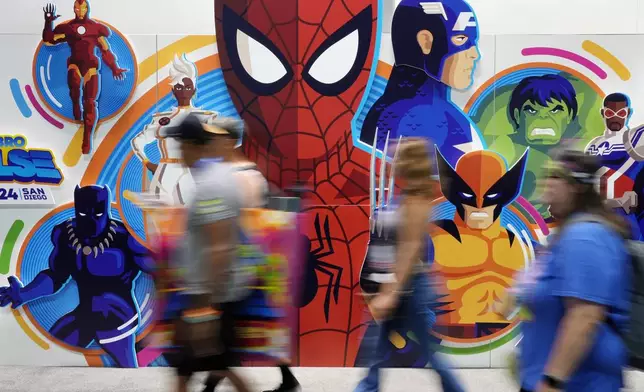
top-left (215, 0), bottom-right (378, 185)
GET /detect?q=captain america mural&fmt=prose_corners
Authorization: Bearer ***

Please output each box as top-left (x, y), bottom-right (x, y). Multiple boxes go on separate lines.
top-left (359, 0), bottom-right (485, 168)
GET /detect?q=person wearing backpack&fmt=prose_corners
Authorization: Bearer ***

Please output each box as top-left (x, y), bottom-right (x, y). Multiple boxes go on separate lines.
top-left (512, 149), bottom-right (633, 392)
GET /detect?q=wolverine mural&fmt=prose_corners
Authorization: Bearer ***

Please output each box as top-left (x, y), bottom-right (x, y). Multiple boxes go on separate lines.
top-left (432, 148), bottom-right (530, 337)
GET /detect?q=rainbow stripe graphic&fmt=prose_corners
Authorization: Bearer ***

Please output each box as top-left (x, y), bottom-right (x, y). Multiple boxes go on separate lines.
top-left (522, 40), bottom-right (631, 81)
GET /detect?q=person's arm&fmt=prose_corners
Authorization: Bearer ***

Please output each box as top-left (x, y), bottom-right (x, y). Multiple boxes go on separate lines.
top-left (541, 225), bottom-right (620, 385)
top-left (127, 233), bottom-right (155, 275)
top-left (543, 298), bottom-right (605, 382)
top-left (43, 23), bottom-right (67, 45)
top-left (0, 225), bottom-right (73, 308)
top-left (42, 5), bottom-right (66, 45)
top-left (131, 121), bottom-right (157, 171)
top-left (235, 169), bottom-right (268, 208)
top-left (97, 25), bottom-right (126, 79)
top-left (385, 196), bottom-right (431, 294)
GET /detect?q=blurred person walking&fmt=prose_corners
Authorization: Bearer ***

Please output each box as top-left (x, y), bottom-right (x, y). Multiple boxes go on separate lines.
top-left (192, 117), bottom-right (301, 392)
top-left (508, 150), bottom-right (632, 392)
top-left (165, 114), bottom-right (253, 392)
top-left (355, 137), bottom-right (465, 392)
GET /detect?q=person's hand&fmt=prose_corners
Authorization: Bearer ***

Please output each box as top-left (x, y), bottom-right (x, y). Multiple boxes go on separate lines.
top-left (113, 68), bottom-right (128, 81)
top-left (43, 4), bottom-right (60, 22)
top-left (369, 290), bottom-right (399, 322)
top-left (145, 161), bottom-right (159, 174)
top-left (0, 276), bottom-right (26, 309)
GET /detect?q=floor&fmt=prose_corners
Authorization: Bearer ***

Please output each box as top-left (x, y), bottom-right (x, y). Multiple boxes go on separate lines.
top-left (1, 366), bottom-right (643, 391)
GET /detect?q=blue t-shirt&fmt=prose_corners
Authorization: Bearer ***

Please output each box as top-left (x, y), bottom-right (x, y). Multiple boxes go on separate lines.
top-left (519, 218), bottom-right (632, 391)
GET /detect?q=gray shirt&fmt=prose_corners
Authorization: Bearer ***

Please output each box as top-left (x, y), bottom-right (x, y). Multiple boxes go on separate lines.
top-left (176, 160), bottom-right (267, 303)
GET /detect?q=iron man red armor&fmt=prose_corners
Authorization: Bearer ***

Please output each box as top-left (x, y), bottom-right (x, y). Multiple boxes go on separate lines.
top-left (42, 0), bottom-right (127, 155)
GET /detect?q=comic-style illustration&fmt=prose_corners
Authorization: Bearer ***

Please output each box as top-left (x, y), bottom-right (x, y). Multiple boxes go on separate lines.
top-left (41, 1), bottom-right (128, 155)
top-left (0, 185), bottom-right (153, 367)
top-left (2, 0), bottom-right (643, 370)
top-left (131, 54), bottom-right (218, 206)
top-left (432, 149), bottom-right (529, 335)
top-left (359, 0), bottom-right (485, 168)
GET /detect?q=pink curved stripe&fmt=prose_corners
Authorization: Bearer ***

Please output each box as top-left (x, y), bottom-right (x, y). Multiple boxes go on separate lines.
top-left (521, 47), bottom-right (607, 79)
top-left (516, 197), bottom-right (549, 235)
top-left (24, 85), bottom-right (64, 129)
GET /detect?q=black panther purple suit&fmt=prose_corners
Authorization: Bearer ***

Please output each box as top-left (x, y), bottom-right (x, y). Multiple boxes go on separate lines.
top-left (0, 185), bottom-right (153, 367)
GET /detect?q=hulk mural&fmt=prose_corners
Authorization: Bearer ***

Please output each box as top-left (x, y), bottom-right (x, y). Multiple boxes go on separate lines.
top-left (509, 75), bottom-right (578, 147)
top-left (474, 68), bottom-right (604, 218)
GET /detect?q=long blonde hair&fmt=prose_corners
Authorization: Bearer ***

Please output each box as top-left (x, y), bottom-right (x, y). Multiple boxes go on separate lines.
top-left (396, 138), bottom-right (435, 199)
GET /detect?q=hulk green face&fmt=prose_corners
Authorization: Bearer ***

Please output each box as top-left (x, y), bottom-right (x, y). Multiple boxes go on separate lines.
top-left (514, 99), bottom-right (573, 145)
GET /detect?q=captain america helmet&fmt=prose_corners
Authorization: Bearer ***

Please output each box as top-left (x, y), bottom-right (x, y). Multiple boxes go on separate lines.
top-left (392, 0), bottom-right (479, 85)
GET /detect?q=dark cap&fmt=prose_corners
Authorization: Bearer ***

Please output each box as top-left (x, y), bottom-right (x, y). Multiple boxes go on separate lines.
top-left (165, 113), bottom-right (213, 145)
top-left (166, 113), bottom-right (245, 145)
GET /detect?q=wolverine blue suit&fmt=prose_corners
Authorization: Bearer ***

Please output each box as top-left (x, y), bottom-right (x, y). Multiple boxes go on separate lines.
top-left (360, 0), bottom-right (484, 167)
top-left (0, 185), bottom-right (153, 367)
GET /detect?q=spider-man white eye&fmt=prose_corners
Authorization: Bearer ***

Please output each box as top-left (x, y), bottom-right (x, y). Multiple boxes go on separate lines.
top-left (221, 5), bottom-right (293, 96)
top-left (307, 30), bottom-right (359, 85)
top-left (237, 29), bottom-right (288, 85)
top-left (222, 4), bottom-right (372, 97)
top-left (302, 5), bottom-right (373, 96)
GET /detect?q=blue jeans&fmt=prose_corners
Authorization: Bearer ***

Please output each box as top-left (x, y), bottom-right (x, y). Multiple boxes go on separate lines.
top-left (354, 273), bottom-right (465, 392)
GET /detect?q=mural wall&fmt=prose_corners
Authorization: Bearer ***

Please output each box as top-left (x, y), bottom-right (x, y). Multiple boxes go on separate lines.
top-left (1, 0), bottom-right (643, 368)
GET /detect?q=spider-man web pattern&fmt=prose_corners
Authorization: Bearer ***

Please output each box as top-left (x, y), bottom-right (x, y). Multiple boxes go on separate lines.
top-left (215, 0), bottom-right (376, 195)
top-left (215, 0), bottom-right (379, 366)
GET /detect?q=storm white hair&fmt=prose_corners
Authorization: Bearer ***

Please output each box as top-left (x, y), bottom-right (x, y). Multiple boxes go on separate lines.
top-left (169, 54), bottom-right (197, 86)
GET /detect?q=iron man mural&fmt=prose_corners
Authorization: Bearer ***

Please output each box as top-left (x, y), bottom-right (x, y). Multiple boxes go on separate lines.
top-left (42, 0), bottom-right (128, 155)
top-left (215, 0), bottom-right (378, 366)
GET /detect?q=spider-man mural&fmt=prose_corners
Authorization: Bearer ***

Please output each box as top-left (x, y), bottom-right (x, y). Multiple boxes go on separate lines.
top-left (215, 0), bottom-right (378, 366)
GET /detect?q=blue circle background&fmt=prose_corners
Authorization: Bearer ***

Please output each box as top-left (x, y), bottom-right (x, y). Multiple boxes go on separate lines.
top-left (20, 206), bottom-right (156, 351)
top-left (34, 23), bottom-right (136, 122)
